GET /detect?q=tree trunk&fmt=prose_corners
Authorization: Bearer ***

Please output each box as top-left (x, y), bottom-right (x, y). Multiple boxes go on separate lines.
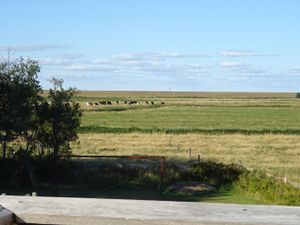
top-left (2, 139), bottom-right (7, 160)
top-left (53, 145), bottom-right (59, 196)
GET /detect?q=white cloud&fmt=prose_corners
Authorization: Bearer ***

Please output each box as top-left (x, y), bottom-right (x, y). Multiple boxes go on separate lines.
top-left (53, 53), bottom-right (83, 60)
top-left (39, 58), bottom-right (72, 66)
top-left (93, 58), bottom-right (111, 64)
top-left (0, 44), bottom-right (70, 52)
top-left (112, 52), bottom-right (210, 62)
top-left (112, 53), bottom-right (146, 61)
top-left (220, 61), bottom-right (267, 74)
top-left (159, 52), bottom-right (210, 58)
top-left (37, 54), bottom-right (83, 66)
top-left (64, 64), bottom-right (118, 72)
top-left (291, 66), bottom-right (300, 73)
top-left (79, 52), bottom-right (213, 76)
top-left (221, 50), bottom-right (279, 57)
top-left (63, 59), bottom-right (211, 79)
top-left (220, 61), bottom-right (243, 67)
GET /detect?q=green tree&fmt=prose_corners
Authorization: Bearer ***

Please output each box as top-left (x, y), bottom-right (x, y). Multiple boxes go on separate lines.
top-left (37, 78), bottom-right (81, 161)
top-left (37, 78), bottom-right (81, 193)
top-left (0, 58), bottom-right (41, 160)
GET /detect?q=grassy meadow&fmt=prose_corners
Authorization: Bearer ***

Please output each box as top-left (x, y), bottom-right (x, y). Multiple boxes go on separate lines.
top-left (72, 91), bottom-right (300, 184)
top-left (81, 106), bottom-right (300, 133)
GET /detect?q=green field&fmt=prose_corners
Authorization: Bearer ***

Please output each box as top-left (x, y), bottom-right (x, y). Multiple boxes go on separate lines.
top-left (71, 91), bottom-right (300, 191)
top-left (81, 106), bottom-right (300, 133)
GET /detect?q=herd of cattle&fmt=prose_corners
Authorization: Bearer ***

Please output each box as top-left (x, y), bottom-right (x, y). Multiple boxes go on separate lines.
top-left (86, 100), bottom-right (165, 106)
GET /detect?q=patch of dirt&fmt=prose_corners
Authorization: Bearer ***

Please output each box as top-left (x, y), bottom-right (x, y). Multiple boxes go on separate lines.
top-left (168, 182), bottom-right (216, 194)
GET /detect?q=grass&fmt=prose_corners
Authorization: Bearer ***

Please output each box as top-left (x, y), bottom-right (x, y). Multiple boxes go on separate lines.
top-left (67, 91), bottom-right (300, 204)
top-left (0, 184), bottom-right (265, 204)
top-left (81, 106), bottom-right (300, 133)
top-left (72, 133), bottom-right (300, 183)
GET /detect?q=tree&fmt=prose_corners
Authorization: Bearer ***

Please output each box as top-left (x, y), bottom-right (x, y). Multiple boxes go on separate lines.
top-left (0, 58), bottom-right (42, 160)
top-left (37, 78), bottom-right (81, 161)
top-left (37, 78), bottom-right (81, 194)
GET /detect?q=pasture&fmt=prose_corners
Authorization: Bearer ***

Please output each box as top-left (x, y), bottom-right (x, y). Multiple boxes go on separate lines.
top-left (73, 91), bottom-right (300, 185)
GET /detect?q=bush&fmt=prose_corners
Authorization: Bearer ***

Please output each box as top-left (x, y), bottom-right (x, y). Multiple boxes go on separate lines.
top-left (234, 170), bottom-right (300, 206)
top-left (189, 161), bottom-right (246, 187)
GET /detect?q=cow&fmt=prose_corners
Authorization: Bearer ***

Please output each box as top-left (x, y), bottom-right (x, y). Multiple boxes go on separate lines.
top-left (151, 101), bottom-right (154, 105)
top-left (145, 101), bottom-right (149, 104)
top-left (129, 100), bottom-right (138, 105)
top-left (107, 101), bottom-right (112, 105)
top-left (116, 100), bottom-right (119, 104)
top-left (161, 102), bottom-right (165, 105)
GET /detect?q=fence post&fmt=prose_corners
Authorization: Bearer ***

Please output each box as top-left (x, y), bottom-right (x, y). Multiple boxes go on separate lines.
top-left (160, 157), bottom-right (165, 184)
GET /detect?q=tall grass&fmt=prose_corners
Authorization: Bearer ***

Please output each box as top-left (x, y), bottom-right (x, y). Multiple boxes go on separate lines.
top-left (72, 133), bottom-right (300, 183)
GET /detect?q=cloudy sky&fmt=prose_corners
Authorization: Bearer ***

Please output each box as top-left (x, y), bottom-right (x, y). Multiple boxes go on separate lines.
top-left (1, 0), bottom-right (300, 91)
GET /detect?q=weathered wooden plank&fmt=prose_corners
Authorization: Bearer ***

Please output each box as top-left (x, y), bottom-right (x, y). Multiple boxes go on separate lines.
top-left (0, 196), bottom-right (300, 225)
top-left (0, 205), bottom-right (14, 225)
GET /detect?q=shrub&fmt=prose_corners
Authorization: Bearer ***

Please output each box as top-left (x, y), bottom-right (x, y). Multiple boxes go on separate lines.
top-left (189, 161), bottom-right (246, 187)
top-left (234, 170), bottom-right (300, 206)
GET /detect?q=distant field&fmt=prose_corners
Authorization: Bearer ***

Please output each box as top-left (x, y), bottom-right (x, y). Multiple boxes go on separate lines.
top-left (75, 90), bottom-right (295, 98)
top-left (81, 106), bottom-right (300, 133)
top-left (75, 91), bottom-right (300, 108)
top-left (70, 91), bottom-right (300, 184)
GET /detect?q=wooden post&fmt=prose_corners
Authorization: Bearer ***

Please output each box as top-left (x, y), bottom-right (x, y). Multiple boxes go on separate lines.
top-left (189, 148), bottom-right (192, 160)
top-left (160, 157), bottom-right (165, 185)
top-left (168, 136), bottom-right (172, 147)
top-left (198, 155), bottom-right (200, 164)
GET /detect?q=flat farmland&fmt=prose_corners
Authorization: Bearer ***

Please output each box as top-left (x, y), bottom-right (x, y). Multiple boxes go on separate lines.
top-left (72, 91), bottom-right (300, 184)
top-left (81, 106), bottom-right (300, 133)
top-left (72, 133), bottom-right (300, 183)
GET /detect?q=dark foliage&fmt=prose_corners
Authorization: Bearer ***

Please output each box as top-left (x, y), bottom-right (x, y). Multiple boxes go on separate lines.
top-left (36, 78), bottom-right (81, 160)
top-left (188, 161), bottom-right (246, 187)
top-left (0, 58), bottom-right (42, 159)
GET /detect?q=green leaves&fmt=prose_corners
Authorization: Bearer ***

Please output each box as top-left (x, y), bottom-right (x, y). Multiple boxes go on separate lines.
top-left (0, 58), bottom-right (42, 159)
top-left (0, 59), bottom-right (81, 162)
top-left (37, 78), bottom-right (81, 160)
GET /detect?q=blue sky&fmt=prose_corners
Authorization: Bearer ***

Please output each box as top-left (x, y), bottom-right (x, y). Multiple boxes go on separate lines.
top-left (1, 0), bottom-right (300, 91)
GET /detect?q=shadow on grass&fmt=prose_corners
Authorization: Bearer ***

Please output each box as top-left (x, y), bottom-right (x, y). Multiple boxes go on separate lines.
top-left (0, 183), bottom-right (265, 205)
top-left (2, 159), bottom-right (294, 205)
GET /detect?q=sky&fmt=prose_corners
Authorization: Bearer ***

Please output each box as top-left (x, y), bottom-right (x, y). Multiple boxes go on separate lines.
top-left (1, 0), bottom-right (300, 92)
